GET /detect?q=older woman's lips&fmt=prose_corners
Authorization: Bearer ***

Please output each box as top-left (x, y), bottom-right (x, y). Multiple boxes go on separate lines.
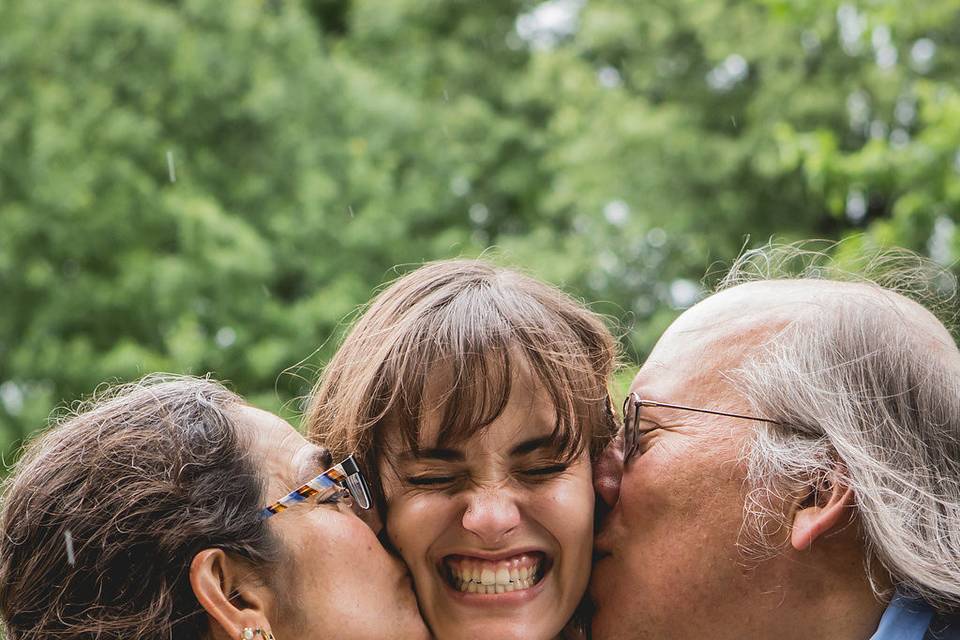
top-left (443, 552), bottom-right (548, 594)
top-left (388, 554), bottom-right (415, 588)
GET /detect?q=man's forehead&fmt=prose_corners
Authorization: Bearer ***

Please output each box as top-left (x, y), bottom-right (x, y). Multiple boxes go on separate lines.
top-left (693, 279), bottom-right (952, 346)
top-left (631, 282), bottom-right (810, 398)
top-left (659, 278), bottom-right (915, 341)
top-left (633, 277), bottom-right (955, 396)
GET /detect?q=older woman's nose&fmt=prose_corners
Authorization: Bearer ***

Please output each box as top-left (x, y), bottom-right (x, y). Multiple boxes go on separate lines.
top-left (594, 440), bottom-right (623, 507)
top-left (461, 490), bottom-right (521, 543)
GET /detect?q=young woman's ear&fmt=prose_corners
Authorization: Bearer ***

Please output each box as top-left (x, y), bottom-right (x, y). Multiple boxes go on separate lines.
top-left (790, 466), bottom-right (856, 551)
top-left (190, 548), bottom-right (274, 639)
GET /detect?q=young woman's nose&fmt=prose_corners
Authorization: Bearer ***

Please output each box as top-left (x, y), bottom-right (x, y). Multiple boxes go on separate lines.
top-left (461, 489), bottom-right (521, 543)
top-left (594, 439), bottom-right (623, 508)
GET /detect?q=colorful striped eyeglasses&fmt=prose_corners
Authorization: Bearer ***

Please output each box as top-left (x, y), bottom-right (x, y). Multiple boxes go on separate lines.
top-left (259, 454), bottom-right (373, 520)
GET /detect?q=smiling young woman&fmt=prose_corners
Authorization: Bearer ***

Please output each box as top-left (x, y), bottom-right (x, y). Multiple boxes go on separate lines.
top-left (305, 259), bottom-right (619, 640)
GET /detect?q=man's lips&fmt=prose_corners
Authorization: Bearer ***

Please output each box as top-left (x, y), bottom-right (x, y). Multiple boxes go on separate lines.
top-left (592, 548), bottom-right (612, 562)
top-left (593, 529), bottom-right (613, 556)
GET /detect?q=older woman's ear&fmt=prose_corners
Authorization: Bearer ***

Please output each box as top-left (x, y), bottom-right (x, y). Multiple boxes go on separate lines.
top-left (190, 549), bottom-right (274, 639)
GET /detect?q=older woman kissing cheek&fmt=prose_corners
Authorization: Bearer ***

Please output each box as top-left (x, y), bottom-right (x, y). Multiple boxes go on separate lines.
top-left (306, 259), bottom-right (617, 640)
top-left (0, 375), bottom-right (431, 640)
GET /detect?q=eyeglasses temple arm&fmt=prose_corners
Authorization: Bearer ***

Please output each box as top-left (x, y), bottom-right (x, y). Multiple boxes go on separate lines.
top-left (259, 466), bottom-right (345, 520)
top-left (638, 400), bottom-right (783, 425)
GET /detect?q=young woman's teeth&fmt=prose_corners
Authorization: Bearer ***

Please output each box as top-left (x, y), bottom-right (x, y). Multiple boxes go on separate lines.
top-left (445, 554), bottom-right (543, 594)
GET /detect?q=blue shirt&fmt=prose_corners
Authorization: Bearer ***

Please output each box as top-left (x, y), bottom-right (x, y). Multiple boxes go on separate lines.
top-left (871, 592), bottom-right (960, 640)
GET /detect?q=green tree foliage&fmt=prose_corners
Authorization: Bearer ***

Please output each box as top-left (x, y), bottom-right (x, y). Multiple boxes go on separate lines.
top-left (1, 0), bottom-right (958, 456)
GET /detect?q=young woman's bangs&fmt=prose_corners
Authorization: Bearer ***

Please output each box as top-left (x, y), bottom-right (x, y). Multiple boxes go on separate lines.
top-left (381, 327), bottom-right (593, 464)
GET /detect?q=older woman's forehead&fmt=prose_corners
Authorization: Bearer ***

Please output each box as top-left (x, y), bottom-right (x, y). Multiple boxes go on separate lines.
top-left (231, 405), bottom-right (318, 486)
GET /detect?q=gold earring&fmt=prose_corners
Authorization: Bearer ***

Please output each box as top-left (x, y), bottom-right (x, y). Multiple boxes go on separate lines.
top-left (240, 628), bottom-right (274, 640)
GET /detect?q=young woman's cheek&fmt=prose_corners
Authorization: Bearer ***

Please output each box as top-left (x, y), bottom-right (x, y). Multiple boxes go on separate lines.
top-left (385, 492), bottom-right (447, 558)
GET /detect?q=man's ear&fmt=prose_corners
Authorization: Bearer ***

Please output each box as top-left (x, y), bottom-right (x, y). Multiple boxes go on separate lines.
top-left (790, 469), bottom-right (856, 551)
top-left (190, 548), bottom-right (272, 639)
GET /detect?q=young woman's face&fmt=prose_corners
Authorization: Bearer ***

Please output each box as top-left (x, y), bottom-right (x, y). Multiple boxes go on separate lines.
top-left (380, 371), bottom-right (595, 640)
top-left (242, 407), bottom-right (431, 640)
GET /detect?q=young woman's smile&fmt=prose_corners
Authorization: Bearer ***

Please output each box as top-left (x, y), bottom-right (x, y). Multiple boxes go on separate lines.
top-left (443, 550), bottom-right (549, 597)
top-left (381, 369), bottom-right (595, 640)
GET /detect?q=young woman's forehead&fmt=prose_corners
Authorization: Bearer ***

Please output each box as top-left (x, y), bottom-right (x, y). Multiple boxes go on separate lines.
top-left (374, 327), bottom-right (601, 464)
top-left (418, 378), bottom-right (558, 447)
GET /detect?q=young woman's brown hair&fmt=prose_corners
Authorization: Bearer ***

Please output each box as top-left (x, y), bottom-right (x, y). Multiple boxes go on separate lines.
top-left (304, 258), bottom-right (619, 509)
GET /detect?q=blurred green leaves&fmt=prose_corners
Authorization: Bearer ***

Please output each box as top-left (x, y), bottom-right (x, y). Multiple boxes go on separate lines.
top-left (1, 0), bottom-right (958, 455)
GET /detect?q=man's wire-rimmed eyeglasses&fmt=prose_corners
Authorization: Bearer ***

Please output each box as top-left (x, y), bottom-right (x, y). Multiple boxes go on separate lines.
top-left (621, 392), bottom-right (783, 464)
top-left (260, 454), bottom-right (373, 520)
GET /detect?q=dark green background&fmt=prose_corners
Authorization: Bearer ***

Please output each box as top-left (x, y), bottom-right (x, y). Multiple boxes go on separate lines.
top-left (2, 0), bottom-right (959, 462)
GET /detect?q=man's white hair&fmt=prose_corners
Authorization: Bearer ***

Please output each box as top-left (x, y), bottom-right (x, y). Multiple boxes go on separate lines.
top-left (719, 240), bottom-right (960, 612)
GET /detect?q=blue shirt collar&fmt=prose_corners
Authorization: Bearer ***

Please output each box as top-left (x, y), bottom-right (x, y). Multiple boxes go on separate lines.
top-left (870, 592), bottom-right (935, 640)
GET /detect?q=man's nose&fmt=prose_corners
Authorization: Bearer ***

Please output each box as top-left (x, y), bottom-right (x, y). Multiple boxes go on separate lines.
top-left (461, 489), bottom-right (521, 544)
top-left (594, 440), bottom-right (623, 508)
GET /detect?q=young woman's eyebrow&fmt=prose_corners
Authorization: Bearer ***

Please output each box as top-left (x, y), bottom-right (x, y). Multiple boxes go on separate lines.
top-left (510, 435), bottom-right (556, 456)
top-left (403, 447), bottom-right (465, 462)
top-left (398, 436), bottom-right (556, 462)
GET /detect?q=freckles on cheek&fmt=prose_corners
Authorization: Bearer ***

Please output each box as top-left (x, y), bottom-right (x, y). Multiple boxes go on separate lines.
top-left (550, 468), bottom-right (596, 511)
top-left (545, 490), bottom-right (594, 528)
top-left (527, 475), bottom-right (595, 541)
top-left (387, 497), bottom-right (441, 553)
